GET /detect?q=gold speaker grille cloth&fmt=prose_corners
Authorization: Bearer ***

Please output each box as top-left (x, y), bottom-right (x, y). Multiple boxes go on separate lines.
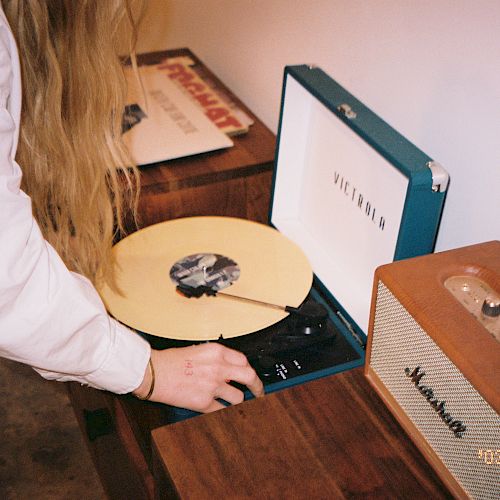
top-left (100, 216), bottom-right (313, 340)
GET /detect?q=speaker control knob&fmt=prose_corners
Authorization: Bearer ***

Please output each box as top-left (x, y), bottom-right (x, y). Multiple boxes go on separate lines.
top-left (481, 298), bottom-right (500, 318)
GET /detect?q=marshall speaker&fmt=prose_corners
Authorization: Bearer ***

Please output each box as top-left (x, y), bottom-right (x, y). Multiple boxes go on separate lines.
top-left (365, 241), bottom-right (500, 500)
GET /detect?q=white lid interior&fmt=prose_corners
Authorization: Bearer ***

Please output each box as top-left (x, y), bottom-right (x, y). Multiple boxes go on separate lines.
top-left (271, 74), bottom-right (409, 334)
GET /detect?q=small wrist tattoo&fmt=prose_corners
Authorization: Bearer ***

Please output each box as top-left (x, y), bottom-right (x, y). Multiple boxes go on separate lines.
top-left (184, 359), bottom-right (194, 376)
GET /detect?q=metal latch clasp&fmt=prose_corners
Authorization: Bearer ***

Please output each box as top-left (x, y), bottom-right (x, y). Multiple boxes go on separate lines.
top-left (427, 161), bottom-right (449, 193)
top-left (337, 103), bottom-right (357, 119)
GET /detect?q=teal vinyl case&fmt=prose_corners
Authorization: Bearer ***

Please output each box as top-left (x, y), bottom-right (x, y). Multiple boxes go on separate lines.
top-left (270, 65), bottom-right (449, 345)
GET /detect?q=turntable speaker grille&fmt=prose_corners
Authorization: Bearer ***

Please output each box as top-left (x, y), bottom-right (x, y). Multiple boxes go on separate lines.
top-left (365, 241), bottom-right (500, 500)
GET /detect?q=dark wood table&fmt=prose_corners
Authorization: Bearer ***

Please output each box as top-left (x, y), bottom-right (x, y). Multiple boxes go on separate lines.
top-left (152, 369), bottom-right (451, 499)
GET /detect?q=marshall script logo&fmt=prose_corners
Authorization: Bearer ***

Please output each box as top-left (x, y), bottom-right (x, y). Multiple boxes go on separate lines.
top-left (405, 366), bottom-right (467, 438)
top-left (333, 172), bottom-right (386, 231)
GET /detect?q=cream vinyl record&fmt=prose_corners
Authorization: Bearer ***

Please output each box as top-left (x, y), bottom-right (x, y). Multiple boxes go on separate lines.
top-left (99, 216), bottom-right (313, 340)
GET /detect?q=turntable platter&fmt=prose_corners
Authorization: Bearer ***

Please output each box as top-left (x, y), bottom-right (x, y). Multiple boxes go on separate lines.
top-left (99, 216), bottom-right (313, 340)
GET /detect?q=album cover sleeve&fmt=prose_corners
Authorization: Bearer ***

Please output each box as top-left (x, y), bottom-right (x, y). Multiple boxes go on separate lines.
top-left (122, 64), bottom-right (233, 166)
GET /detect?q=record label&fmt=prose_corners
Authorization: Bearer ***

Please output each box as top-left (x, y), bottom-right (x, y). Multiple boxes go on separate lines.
top-left (170, 253), bottom-right (240, 291)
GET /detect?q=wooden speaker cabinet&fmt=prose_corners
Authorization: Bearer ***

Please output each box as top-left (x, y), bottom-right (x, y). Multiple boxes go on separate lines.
top-left (365, 241), bottom-right (500, 500)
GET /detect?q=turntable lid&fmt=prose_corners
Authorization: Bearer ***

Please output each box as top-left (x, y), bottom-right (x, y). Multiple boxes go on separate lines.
top-left (271, 66), bottom-right (447, 336)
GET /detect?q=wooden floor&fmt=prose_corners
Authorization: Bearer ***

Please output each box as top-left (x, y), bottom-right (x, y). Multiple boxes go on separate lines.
top-left (0, 358), bottom-right (106, 500)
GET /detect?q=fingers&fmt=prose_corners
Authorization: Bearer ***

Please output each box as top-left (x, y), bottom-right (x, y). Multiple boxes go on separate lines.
top-left (215, 383), bottom-right (244, 406)
top-left (195, 343), bottom-right (264, 397)
top-left (147, 344), bottom-right (264, 412)
top-left (212, 344), bottom-right (265, 398)
top-left (221, 345), bottom-right (250, 366)
top-left (203, 399), bottom-right (226, 413)
top-left (246, 376), bottom-right (265, 398)
top-left (225, 364), bottom-right (265, 399)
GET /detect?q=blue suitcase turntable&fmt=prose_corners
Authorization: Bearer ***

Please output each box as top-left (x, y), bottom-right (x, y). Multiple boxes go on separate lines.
top-left (266, 65), bottom-right (449, 362)
top-left (101, 65), bottom-right (449, 409)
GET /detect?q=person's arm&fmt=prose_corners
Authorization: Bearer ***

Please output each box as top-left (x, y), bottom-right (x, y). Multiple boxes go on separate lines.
top-left (0, 14), bottom-right (263, 408)
top-left (0, 14), bottom-right (149, 394)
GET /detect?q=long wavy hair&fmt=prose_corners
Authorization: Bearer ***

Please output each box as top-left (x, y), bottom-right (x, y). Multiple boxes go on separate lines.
top-left (3, 0), bottom-right (142, 287)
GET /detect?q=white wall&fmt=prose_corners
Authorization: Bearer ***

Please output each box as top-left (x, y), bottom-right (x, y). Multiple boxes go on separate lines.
top-left (137, 0), bottom-right (500, 252)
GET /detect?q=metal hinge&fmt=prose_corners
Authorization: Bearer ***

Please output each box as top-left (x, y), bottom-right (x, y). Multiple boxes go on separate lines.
top-left (427, 161), bottom-right (449, 193)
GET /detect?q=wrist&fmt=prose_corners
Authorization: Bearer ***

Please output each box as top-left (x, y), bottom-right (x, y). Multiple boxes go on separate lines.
top-left (133, 351), bottom-right (156, 400)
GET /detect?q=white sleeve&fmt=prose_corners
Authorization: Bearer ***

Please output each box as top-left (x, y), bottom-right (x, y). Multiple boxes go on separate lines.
top-left (0, 13), bottom-right (150, 394)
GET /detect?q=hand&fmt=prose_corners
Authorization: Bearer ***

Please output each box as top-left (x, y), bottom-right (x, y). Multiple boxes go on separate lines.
top-left (133, 344), bottom-right (264, 412)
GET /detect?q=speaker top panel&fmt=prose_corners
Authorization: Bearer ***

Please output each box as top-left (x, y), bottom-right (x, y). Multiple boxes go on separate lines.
top-left (371, 240), bottom-right (500, 412)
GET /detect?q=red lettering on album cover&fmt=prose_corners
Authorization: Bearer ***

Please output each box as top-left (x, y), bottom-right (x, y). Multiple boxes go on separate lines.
top-left (158, 63), bottom-right (184, 79)
top-left (194, 92), bottom-right (219, 107)
top-left (185, 82), bottom-right (205, 93)
top-left (157, 59), bottom-right (244, 130)
top-left (216, 116), bottom-right (244, 128)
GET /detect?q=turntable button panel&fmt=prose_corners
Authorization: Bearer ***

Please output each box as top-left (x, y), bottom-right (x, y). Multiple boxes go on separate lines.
top-left (444, 275), bottom-right (500, 341)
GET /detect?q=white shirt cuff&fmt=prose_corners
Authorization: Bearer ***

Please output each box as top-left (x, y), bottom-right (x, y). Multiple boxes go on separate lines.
top-left (35, 321), bottom-right (151, 394)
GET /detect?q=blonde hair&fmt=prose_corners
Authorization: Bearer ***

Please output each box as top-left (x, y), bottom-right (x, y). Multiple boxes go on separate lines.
top-left (3, 0), bottom-right (142, 286)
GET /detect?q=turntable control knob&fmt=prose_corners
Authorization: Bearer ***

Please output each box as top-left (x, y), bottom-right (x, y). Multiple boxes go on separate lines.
top-left (481, 297), bottom-right (500, 318)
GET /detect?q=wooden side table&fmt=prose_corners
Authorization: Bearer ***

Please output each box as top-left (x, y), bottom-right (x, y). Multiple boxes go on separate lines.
top-left (152, 369), bottom-right (451, 499)
top-left (67, 48), bottom-right (276, 500)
